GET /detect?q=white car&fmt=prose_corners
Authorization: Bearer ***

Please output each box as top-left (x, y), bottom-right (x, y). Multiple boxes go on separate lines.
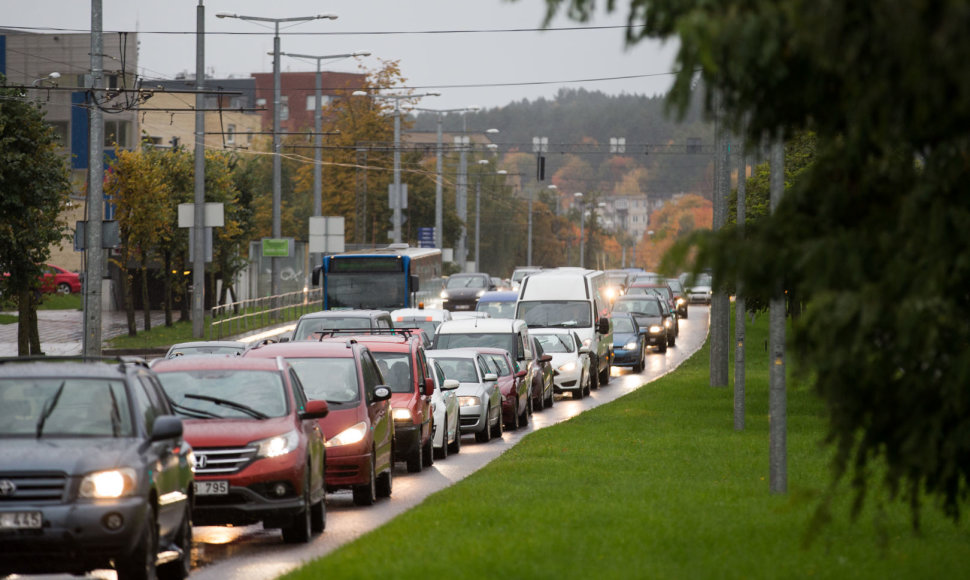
top-left (426, 356), bottom-right (461, 459)
top-left (425, 348), bottom-right (503, 443)
top-left (531, 329), bottom-right (591, 399)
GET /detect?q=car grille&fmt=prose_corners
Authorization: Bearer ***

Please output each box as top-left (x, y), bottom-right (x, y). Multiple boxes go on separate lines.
top-left (0, 472), bottom-right (67, 503)
top-left (193, 446), bottom-right (257, 475)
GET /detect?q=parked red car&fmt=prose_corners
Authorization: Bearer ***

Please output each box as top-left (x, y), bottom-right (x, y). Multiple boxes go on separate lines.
top-left (41, 264), bottom-right (82, 294)
top-left (477, 347), bottom-right (530, 430)
top-left (245, 339), bottom-right (394, 506)
top-left (152, 356), bottom-right (329, 543)
top-left (333, 331), bottom-right (435, 473)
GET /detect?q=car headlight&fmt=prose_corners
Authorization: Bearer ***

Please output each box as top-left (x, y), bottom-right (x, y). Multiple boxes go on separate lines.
top-left (649, 325), bottom-right (663, 334)
top-left (79, 468), bottom-right (137, 499)
top-left (676, 298), bottom-right (686, 305)
top-left (558, 361), bottom-right (577, 373)
top-left (440, 290), bottom-right (449, 299)
top-left (255, 430), bottom-right (300, 458)
top-left (392, 407), bottom-right (413, 422)
top-left (326, 421), bottom-right (368, 447)
top-left (664, 319), bottom-right (672, 328)
top-left (624, 341), bottom-right (639, 350)
top-left (459, 396), bottom-right (481, 408)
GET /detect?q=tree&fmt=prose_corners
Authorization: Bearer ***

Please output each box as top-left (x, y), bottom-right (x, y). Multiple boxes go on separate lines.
top-left (0, 81), bottom-right (72, 355)
top-left (542, 0), bottom-right (970, 524)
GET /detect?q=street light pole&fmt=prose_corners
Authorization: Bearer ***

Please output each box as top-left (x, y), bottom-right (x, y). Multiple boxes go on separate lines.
top-left (279, 51), bottom-right (369, 266)
top-left (575, 192), bottom-right (585, 268)
top-left (216, 12), bottom-right (337, 298)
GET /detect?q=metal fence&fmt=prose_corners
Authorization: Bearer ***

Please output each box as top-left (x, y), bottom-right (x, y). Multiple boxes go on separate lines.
top-left (207, 288), bottom-right (322, 340)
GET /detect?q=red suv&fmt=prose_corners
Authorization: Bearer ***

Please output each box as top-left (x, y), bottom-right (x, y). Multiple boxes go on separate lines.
top-left (335, 330), bottom-right (435, 473)
top-left (245, 339), bottom-right (394, 506)
top-left (152, 356), bottom-right (329, 543)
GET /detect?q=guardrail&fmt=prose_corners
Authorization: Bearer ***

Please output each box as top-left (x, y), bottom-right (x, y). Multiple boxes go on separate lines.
top-left (207, 288), bottom-right (322, 340)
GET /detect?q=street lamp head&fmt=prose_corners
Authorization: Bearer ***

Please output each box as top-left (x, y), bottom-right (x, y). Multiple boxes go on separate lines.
top-left (317, 14), bottom-right (339, 20)
top-left (548, 184), bottom-right (558, 190)
top-left (486, 128), bottom-right (500, 134)
top-left (497, 170), bottom-right (508, 175)
top-left (353, 51), bottom-right (372, 57)
top-left (352, 90), bottom-right (368, 96)
top-left (477, 159), bottom-right (490, 166)
top-left (574, 192), bottom-right (584, 199)
top-left (215, 12), bottom-right (236, 18)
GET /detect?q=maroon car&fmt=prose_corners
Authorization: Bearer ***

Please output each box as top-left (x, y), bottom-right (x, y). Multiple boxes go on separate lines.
top-left (476, 347), bottom-right (530, 430)
top-left (245, 340), bottom-right (394, 506)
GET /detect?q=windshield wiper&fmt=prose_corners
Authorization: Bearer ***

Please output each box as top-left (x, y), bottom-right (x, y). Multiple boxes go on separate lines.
top-left (168, 397), bottom-right (222, 420)
top-left (36, 381), bottom-right (66, 438)
top-left (107, 384), bottom-right (122, 436)
top-left (184, 393), bottom-right (269, 420)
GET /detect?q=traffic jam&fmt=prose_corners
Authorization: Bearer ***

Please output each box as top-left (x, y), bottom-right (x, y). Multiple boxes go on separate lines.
top-left (0, 257), bottom-right (707, 580)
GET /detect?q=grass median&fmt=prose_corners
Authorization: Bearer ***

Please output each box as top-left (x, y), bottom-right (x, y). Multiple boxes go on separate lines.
top-left (283, 310), bottom-right (969, 580)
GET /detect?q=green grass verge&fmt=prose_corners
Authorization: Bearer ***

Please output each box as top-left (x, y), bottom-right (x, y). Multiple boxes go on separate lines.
top-left (1, 293), bottom-right (82, 324)
top-left (106, 318), bottom-right (199, 349)
top-left (282, 311), bottom-right (969, 580)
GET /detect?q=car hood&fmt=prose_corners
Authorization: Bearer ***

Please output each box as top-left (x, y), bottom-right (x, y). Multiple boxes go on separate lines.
top-left (319, 406), bottom-right (368, 441)
top-left (632, 314), bottom-right (663, 327)
top-left (456, 382), bottom-right (487, 397)
top-left (444, 288), bottom-right (484, 299)
top-left (548, 352), bottom-right (579, 368)
top-left (0, 437), bottom-right (144, 473)
top-left (183, 416), bottom-right (294, 447)
top-left (613, 331), bottom-right (639, 345)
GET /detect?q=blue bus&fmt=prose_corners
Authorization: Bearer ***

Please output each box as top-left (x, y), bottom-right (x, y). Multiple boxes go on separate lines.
top-left (312, 244), bottom-right (444, 311)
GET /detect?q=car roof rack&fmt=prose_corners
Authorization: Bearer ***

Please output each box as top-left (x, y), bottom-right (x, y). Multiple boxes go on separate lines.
top-left (312, 328), bottom-right (419, 341)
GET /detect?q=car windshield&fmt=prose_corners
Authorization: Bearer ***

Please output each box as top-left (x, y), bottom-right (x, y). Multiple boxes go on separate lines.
top-left (434, 332), bottom-right (515, 353)
top-left (517, 300), bottom-right (592, 328)
top-left (613, 299), bottom-right (662, 316)
top-left (0, 378), bottom-right (134, 437)
top-left (285, 357), bottom-right (360, 404)
top-left (294, 317), bottom-right (373, 340)
top-left (666, 280), bottom-right (685, 294)
top-left (533, 333), bottom-right (574, 353)
top-left (446, 275), bottom-right (485, 289)
top-left (612, 317), bottom-right (636, 334)
top-left (431, 357), bottom-right (480, 383)
top-left (485, 354), bottom-right (512, 376)
top-left (157, 370), bottom-right (287, 419)
top-left (476, 301), bottom-right (516, 319)
top-left (372, 352), bottom-right (412, 394)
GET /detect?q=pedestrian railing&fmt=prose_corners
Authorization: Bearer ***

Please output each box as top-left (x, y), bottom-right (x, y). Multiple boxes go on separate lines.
top-left (207, 288), bottom-right (322, 340)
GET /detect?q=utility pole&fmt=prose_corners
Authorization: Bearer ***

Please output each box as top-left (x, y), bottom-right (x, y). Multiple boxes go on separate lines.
top-left (769, 134), bottom-right (787, 494)
top-left (192, 0), bottom-right (206, 338)
top-left (710, 91), bottom-right (730, 387)
top-left (734, 132), bottom-right (747, 431)
top-left (82, 0), bottom-right (104, 358)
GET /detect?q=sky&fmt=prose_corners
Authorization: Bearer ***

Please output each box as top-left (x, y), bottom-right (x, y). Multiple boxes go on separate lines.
top-left (8, 0), bottom-right (680, 111)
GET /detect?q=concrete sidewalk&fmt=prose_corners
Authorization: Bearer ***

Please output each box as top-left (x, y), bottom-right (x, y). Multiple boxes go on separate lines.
top-left (0, 309), bottom-right (169, 356)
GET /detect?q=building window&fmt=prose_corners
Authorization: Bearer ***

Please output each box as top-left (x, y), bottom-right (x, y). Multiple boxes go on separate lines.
top-left (306, 94), bottom-right (332, 111)
top-left (256, 98), bottom-right (267, 107)
top-left (48, 121), bottom-right (69, 146)
top-left (104, 120), bottom-right (130, 148)
top-left (226, 124), bottom-right (235, 145)
top-left (280, 96), bottom-right (289, 121)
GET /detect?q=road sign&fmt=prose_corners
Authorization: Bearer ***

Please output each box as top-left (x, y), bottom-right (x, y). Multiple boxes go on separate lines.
top-left (417, 227), bottom-right (435, 248)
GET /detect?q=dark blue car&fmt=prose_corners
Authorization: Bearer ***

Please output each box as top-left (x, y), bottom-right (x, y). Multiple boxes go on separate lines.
top-left (610, 313), bottom-right (645, 373)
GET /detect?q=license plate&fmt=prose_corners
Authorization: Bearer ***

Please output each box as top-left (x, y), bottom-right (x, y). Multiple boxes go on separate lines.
top-left (453, 304), bottom-right (470, 310)
top-left (194, 480), bottom-right (229, 496)
top-left (0, 511), bottom-right (43, 529)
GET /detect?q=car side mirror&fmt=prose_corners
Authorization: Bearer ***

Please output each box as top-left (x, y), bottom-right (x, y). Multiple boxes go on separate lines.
top-left (579, 345), bottom-right (591, 354)
top-left (442, 379), bottom-right (460, 391)
top-left (311, 265), bottom-right (322, 286)
top-left (300, 399), bottom-right (329, 420)
top-left (423, 377), bottom-right (435, 396)
top-left (540, 354), bottom-right (552, 363)
top-left (597, 318), bottom-right (610, 335)
top-left (483, 373), bottom-right (498, 382)
top-left (374, 386), bottom-right (392, 401)
top-left (515, 369), bottom-right (527, 378)
top-left (151, 415), bottom-right (183, 442)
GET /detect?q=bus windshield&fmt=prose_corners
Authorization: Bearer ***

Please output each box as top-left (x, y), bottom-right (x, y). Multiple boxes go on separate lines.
top-left (325, 273), bottom-right (405, 310)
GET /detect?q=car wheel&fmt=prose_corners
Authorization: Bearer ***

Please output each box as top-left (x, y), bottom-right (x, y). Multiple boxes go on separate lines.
top-left (583, 371), bottom-right (591, 396)
top-left (281, 472), bottom-right (312, 543)
top-left (434, 417), bottom-right (449, 460)
top-left (448, 422), bottom-right (462, 455)
top-left (376, 462), bottom-right (393, 499)
top-left (353, 455), bottom-right (378, 506)
top-left (310, 494), bottom-right (326, 534)
top-left (600, 359), bottom-right (611, 386)
top-left (657, 337), bottom-right (668, 353)
top-left (406, 438), bottom-right (424, 473)
top-left (475, 412), bottom-right (492, 443)
top-left (544, 381), bottom-right (554, 408)
top-left (116, 506), bottom-right (158, 580)
top-left (574, 372), bottom-right (586, 399)
top-left (422, 433), bottom-right (434, 467)
top-left (507, 400), bottom-right (520, 430)
top-left (668, 332), bottom-right (677, 347)
top-left (490, 403), bottom-right (503, 438)
top-left (589, 358), bottom-right (600, 390)
top-left (157, 503), bottom-right (192, 580)
top-left (56, 282), bottom-right (72, 295)
top-left (533, 379), bottom-right (545, 411)
top-left (517, 396), bottom-right (529, 427)
top-left (633, 348), bottom-right (645, 373)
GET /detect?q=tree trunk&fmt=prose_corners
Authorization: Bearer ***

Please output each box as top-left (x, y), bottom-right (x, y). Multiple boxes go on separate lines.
top-left (17, 289), bottom-right (43, 356)
top-left (163, 250), bottom-right (173, 327)
top-left (123, 263), bottom-right (137, 337)
top-left (140, 255), bottom-right (151, 332)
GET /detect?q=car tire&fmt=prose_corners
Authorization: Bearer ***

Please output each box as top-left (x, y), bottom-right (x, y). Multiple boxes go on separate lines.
top-left (600, 358), bottom-right (611, 386)
top-left (434, 418), bottom-right (449, 460)
top-left (406, 439), bottom-right (424, 473)
top-left (490, 404), bottom-right (503, 438)
top-left (116, 506), bottom-right (158, 580)
top-left (281, 473), bottom-right (313, 544)
top-left (57, 282), bottom-right (72, 294)
top-left (589, 357), bottom-right (600, 390)
top-left (544, 381), bottom-right (554, 407)
top-left (310, 495), bottom-right (326, 534)
top-left (657, 337), bottom-right (668, 353)
top-left (517, 396), bottom-right (529, 427)
top-left (376, 463), bottom-right (393, 499)
top-left (422, 433), bottom-right (434, 468)
top-left (475, 414), bottom-right (492, 443)
top-left (533, 379), bottom-right (545, 411)
top-left (157, 503), bottom-right (192, 580)
top-left (668, 332), bottom-right (676, 347)
top-left (353, 455), bottom-right (378, 506)
top-left (633, 348), bottom-right (644, 373)
top-left (448, 423), bottom-right (462, 455)
top-left (573, 378), bottom-right (585, 400)
top-left (583, 371), bottom-right (591, 397)
top-left (506, 400), bottom-right (520, 430)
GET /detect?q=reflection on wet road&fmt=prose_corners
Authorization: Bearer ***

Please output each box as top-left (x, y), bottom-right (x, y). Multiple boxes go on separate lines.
top-left (46, 307), bottom-right (709, 580)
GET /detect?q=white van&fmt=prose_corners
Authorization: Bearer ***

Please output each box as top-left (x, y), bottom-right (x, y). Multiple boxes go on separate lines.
top-left (514, 268), bottom-right (614, 388)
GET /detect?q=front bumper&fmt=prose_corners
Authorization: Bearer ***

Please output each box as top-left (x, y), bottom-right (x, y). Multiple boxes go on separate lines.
top-left (612, 347), bottom-right (640, 367)
top-left (459, 405), bottom-right (487, 433)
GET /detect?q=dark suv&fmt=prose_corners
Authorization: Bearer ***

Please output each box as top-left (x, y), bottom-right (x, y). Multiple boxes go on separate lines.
top-left (152, 356), bottom-right (329, 544)
top-left (440, 272), bottom-right (495, 311)
top-left (287, 309), bottom-right (393, 342)
top-left (0, 358), bottom-right (194, 580)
